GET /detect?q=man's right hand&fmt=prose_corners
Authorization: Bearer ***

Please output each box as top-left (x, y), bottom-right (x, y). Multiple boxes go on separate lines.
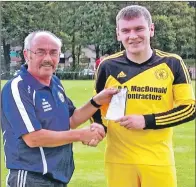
top-left (87, 123), bottom-right (106, 147)
top-left (79, 126), bottom-right (105, 146)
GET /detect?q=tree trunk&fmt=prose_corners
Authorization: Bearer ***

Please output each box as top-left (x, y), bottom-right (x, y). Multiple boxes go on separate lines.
top-left (21, 33), bottom-right (30, 64)
top-left (71, 32), bottom-right (76, 70)
top-left (2, 38), bottom-right (11, 72)
top-left (77, 45), bottom-right (81, 65)
top-left (20, 44), bottom-right (25, 64)
top-left (95, 44), bottom-right (100, 59)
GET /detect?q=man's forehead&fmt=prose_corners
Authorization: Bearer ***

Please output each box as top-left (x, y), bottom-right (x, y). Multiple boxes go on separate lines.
top-left (117, 16), bottom-right (148, 27)
top-left (118, 16), bottom-right (146, 23)
top-left (31, 34), bottom-right (60, 49)
top-left (33, 34), bottom-right (56, 43)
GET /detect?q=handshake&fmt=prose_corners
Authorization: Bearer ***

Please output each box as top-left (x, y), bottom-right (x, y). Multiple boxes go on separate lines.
top-left (79, 123), bottom-right (105, 147)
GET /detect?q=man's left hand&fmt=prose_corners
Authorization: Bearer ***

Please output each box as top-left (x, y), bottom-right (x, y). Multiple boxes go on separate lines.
top-left (115, 115), bottom-right (146, 130)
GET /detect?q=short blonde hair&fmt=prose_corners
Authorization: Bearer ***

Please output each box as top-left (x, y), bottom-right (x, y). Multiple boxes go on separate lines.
top-left (116, 5), bottom-right (152, 27)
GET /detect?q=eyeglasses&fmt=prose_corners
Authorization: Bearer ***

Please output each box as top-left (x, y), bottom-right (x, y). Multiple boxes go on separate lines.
top-left (27, 49), bottom-right (60, 57)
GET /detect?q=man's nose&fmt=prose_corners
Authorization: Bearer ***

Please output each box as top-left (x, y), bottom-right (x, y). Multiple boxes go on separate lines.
top-left (43, 52), bottom-right (53, 61)
top-left (128, 31), bottom-right (138, 39)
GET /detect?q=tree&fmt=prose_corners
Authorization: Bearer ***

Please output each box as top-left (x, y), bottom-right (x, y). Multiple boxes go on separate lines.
top-left (152, 15), bottom-right (176, 52)
top-left (1, 2), bottom-right (18, 71)
top-left (1, 2), bottom-right (54, 71)
top-left (1, 1), bottom-right (195, 73)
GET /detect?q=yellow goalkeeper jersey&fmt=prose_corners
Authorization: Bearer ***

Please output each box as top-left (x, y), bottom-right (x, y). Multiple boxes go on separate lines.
top-left (92, 49), bottom-right (195, 165)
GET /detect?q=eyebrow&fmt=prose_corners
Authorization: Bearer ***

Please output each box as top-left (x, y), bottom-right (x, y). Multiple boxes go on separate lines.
top-left (36, 48), bottom-right (58, 51)
top-left (121, 25), bottom-right (145, 30)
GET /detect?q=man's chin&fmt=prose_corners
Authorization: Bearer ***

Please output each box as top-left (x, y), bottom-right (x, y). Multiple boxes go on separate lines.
top-left (39, 70), bottom-right (54, 78)
top-left (127, 49), bottom-right (141, 55)
top-left (40, 66), bottom-right (53, 70)
top-left (40, 66), bottom-right (54, 72)
top-left (127, 45), bottom-right (146, 54)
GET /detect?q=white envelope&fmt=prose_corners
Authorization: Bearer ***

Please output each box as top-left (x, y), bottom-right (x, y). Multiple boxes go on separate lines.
top-left (105, 88), bottom-right (127, 120)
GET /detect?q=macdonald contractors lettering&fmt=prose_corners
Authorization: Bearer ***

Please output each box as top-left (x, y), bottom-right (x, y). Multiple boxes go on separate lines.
top-left (131, 86), bottom-right (167, 93)
top-left (118, 86), bottom-right (167, 101)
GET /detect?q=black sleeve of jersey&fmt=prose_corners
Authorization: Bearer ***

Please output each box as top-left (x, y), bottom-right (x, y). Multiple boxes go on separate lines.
top-left (167, 57), bottom-right (191, 85)
top-left (92, 110), bottom-right (107, 132)
top-left (144, 104), bottom-right (195, 130)
top-left (92, 62), bottom-right (108, 132)
top-left (144, 56), bottom-right (195, 129)
top-left (95, 62), bottom-right (107, 93)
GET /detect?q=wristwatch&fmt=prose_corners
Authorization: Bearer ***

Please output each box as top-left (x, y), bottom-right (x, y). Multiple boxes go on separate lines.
top-left (90, 97), bottom-right (101, 108)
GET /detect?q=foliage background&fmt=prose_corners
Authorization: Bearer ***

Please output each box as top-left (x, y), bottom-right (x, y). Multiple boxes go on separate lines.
top-left (1, 1), bottom-right (195, 72)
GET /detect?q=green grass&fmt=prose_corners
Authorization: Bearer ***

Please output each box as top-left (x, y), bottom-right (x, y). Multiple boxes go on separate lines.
top-left (1, 80), bottom-right (195, 187)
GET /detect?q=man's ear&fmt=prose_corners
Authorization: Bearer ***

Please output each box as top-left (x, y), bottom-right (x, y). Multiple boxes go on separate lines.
top-left (150, 23), bottom-right (155, 38)
top-left (23, 49), bottom-right (29, 63)
top-left (116, 27), bottom-right (121, 41)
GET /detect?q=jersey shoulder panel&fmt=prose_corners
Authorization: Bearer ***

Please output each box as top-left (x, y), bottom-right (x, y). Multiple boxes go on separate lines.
top-left (100, 51), bottom-right (125, 65)
top-left (52, 74), bottom-right (61, 84)
top-left (2, 75), bottom-right (27, 95)
top-left (155, 49), bottom-right (190, 84)
top-left (155, 49), bottom-right (182, 61)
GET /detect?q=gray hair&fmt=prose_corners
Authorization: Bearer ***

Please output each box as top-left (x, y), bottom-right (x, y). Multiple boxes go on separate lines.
top-left (24, 30), bottom-right (62, 49)
top-left (116, 5), bottom-right (152, 27)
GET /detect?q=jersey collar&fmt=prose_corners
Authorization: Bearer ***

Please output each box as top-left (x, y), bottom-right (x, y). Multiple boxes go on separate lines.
top-left (124, 49), bottom-right (156, 66)
top-left (19, 64), bottom-right (54, 90)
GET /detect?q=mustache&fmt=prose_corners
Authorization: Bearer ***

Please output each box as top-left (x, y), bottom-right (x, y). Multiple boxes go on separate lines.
top-left (40, 61), bottom-right (54, 68)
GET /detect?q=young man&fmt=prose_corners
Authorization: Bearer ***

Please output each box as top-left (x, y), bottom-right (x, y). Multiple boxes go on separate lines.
top-left (1, 31), bottom-right (118, 187)
top-left (92, 5), bottom-right (195, 187)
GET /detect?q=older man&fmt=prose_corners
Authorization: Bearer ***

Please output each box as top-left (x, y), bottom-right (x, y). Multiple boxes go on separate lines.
top-left (1, 30), bottom-right (118, 187)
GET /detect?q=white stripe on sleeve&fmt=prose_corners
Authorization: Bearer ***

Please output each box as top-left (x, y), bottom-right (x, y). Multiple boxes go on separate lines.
top-left (33, 90), bottom-right (36, 106)
top-left (11, 76), bottom-right (35, 133)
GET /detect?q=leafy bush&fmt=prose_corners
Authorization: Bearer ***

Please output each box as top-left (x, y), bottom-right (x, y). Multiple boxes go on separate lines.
top-left (184, 59), bottom-right (195, 66)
